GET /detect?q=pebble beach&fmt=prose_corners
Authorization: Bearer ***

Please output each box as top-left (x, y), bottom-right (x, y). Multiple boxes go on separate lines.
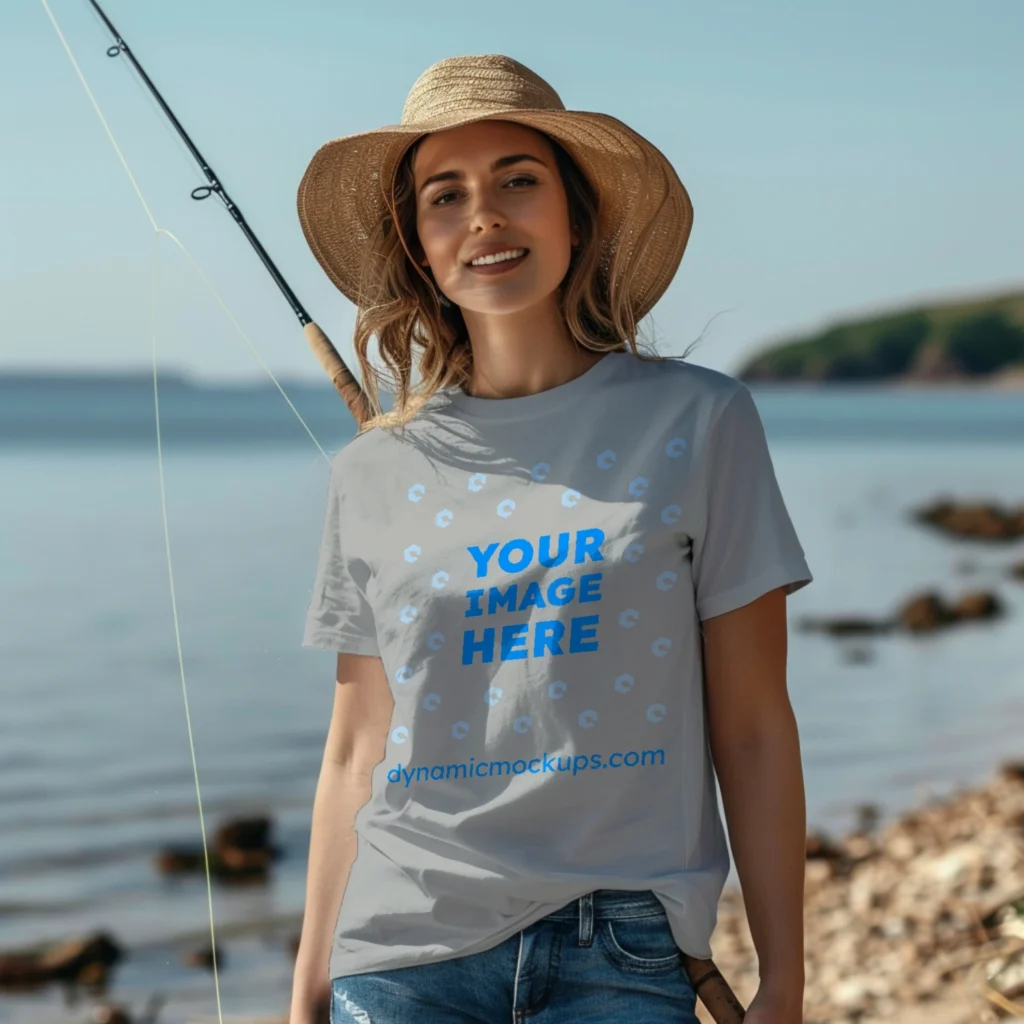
top-left (699, 760), bottom-right (1024, 1023)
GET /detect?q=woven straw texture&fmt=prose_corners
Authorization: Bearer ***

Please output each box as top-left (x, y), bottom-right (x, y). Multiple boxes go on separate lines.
top-left (296, 54), bottom-right (693, 319)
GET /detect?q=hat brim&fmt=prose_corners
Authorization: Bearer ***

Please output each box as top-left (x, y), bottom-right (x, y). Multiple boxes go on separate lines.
top-left (296, 108), bottom-right (692, 320)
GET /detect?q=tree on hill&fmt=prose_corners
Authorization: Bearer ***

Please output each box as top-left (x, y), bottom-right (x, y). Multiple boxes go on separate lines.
top-left (736, 291), bottom-right (1024, 382)
top-left (946, 313), bottom-right (1024, 375)
top-left (820, 314), bottom-right (930, 380)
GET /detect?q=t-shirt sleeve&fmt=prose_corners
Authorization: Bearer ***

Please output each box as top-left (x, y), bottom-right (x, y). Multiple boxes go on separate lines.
top-left (301, 457), bottom-right (380, 656)
top-left (691, 383), bottom-right (813, 621)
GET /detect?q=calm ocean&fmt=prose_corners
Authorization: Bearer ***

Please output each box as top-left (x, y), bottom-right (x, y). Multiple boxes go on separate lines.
top-left (1, 380), bottom-right (1023, 1024)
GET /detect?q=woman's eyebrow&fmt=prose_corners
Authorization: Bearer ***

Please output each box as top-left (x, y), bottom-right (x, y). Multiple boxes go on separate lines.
top-left (418, 154), bottom-right (547, 194)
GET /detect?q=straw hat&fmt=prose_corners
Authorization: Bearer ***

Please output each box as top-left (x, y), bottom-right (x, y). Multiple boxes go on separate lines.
top-left (296, 54), bottom-right (693, 319)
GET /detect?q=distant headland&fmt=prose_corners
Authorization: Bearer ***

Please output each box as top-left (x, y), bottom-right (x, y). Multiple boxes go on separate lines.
top-left (0, 369), bottom-right (332, 392)
top-left (737, 287), bottom-right (1024, 387)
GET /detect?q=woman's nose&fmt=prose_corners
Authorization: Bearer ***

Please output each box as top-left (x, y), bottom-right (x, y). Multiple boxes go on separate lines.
top-left (467, 196), bottom-right (507, 232)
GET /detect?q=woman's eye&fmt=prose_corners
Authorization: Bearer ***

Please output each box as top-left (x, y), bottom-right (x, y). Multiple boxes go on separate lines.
top-left (431, 176), bottom-right (537, 206)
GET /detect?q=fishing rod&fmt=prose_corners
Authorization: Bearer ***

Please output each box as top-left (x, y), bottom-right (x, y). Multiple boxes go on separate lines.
top-left (85, 0), bottom-right (370, 426)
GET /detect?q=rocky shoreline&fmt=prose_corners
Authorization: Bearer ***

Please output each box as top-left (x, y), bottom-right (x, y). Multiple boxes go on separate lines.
top-left (2, 764), bottom-right (1022, 1024)
top-left (698, 761), bottom-right (1024, 1024)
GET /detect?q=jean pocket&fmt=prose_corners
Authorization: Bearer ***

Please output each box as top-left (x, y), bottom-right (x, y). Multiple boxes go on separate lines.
top-left (597, 914), bottom-right (684, 975)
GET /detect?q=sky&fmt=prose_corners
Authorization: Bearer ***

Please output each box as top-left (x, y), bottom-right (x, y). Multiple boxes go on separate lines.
top-left (2, 0), bottom-right (1022, 383)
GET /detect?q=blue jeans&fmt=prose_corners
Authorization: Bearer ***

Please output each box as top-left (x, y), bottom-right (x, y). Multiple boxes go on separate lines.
top-left (330, 888), bottom-right (699, 1023)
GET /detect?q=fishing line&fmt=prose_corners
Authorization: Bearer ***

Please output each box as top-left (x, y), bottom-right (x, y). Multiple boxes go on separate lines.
top-left (37, 1), bottom-right (337, 1020)
top-left (36, 11), bottom-right (754, 1024)
top-left (39, 0), bottom-right (331, 459)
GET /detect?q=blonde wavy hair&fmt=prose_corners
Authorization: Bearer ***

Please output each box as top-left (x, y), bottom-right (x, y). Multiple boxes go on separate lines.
top-left (351, 127), bottom-right (667, 432)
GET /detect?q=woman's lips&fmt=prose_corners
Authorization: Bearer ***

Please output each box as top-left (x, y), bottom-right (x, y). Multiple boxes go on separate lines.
top-left (466, 251), bottom-right (529, 276)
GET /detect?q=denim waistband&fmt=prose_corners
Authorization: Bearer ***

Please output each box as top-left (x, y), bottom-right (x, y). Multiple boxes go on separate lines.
top-left (543, 888), bottom-right (666, 922)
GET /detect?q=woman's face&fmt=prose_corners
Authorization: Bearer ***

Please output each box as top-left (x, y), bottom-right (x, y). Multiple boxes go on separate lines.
top-left (412, 120), bottom-right (578, 316)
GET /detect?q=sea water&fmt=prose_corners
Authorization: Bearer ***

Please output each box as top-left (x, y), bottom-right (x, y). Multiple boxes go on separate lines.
top-left (1, 382), bottom-right (1022, 1023)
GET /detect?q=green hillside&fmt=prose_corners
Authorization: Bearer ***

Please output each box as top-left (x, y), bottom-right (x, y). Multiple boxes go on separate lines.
top-left (737, 288), bottom-right (1024, 383)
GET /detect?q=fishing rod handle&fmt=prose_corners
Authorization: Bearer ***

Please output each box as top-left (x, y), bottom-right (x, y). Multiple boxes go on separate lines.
top-left (304, 322), bottom-right (371, 427)
top-left (682, 955), bottom-right (747, 1023)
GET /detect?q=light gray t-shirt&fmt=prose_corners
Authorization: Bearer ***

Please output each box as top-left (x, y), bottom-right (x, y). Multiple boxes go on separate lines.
top-left (302, 350), bottom-right (812, 979)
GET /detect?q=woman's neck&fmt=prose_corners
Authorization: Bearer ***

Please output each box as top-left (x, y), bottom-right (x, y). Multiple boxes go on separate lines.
top-left (460, 298), bottom-right (604, 400)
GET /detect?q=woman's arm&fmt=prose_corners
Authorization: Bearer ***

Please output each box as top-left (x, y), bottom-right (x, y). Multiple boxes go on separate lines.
top-left (289, 653), bottom-right (393, 1024)
top-left (701, 586), bottom-right (807, 1017)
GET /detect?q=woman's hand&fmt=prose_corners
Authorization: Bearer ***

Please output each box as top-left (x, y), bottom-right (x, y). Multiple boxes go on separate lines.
top-left (288, 981), bottom-right (330, 1024)
top-left (742, 984), bottom-right (803, 1024)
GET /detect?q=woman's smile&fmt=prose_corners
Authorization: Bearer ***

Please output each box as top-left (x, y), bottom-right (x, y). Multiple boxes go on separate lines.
top-left (466, 249), bottom-right (530, 276)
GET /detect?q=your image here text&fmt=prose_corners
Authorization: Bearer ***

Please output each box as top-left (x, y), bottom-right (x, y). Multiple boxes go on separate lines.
top-left (461, 528), bottom-right (606, 666)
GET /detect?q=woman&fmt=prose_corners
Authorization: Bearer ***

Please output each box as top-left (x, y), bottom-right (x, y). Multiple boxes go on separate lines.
top-left (290, 54), bottom-right (812, 1024)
